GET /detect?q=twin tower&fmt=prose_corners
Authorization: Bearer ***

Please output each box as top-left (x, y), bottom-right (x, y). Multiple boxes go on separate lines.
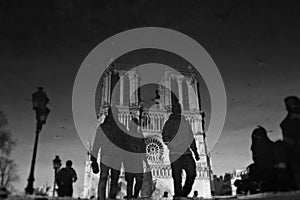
top-left (82, 63), bottom-right (212, 198)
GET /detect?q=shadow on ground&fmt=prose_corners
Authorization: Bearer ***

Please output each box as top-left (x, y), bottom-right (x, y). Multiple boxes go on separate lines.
top-left (5, 191), bottom-right (300, 200)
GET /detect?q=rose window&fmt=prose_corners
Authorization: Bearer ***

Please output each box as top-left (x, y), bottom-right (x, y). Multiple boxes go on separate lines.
top-left (145, 138), bottom-right (164, 162)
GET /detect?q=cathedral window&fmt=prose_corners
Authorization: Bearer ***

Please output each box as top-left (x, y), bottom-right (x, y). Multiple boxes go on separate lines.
top-left (145, 138), bottom-right (164, 162)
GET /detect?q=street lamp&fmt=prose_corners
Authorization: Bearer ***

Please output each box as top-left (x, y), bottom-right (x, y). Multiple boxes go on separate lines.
top-left (25, 87), bottom-right (50, 195)
top-left (52, 155), bottom-right (62, 196)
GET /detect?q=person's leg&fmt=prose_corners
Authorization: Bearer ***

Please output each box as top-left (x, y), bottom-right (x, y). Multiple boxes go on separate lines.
top-left (66, 185), bottom-right (73, 197)
top-left (98, 163), bottom-right (110, 200)
top-left (133, 173), bottom-right (143, 198)
top-left (170, 155), bottom-right (183, 197)
top-left (181, 154), bottom-right (196, 197)
top-left (109, 168), bottom-right (121, 199)
top-left (291, 162), bottom-right (300, 190)
top-left (59, 185), bottom-right (66, 197)
top-left (70, 185), bottom-right (73, 197)
top-left (125, 172), bottom-right (134, 198)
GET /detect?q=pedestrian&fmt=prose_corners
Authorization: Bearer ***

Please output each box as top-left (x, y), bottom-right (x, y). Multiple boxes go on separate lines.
top-left (161, 191), bottom-right (170, 200)
top-left (280, 96), bottom-right (300, 189)
top-left (56, 160), bottom-right (77, 197)
top-left (90, 106), bottom-right (125, 200)
top-left (123, 118), bottom-right (150, 199)
top-left (280, 96), bottom-right (300, 146)
top-left (162, 102), bottom-right (200, 198)
top-left (250, 126), bottom-right (275, 192)
top-left (192, 190), bottom-right (198, 199)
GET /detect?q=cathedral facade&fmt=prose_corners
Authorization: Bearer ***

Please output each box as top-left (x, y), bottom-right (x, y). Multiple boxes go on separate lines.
top-left (82, 63), bottom-right (212, 198)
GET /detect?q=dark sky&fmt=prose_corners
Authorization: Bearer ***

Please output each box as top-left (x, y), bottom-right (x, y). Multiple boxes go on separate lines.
top-left (1, 0), bottom-right (300, 195)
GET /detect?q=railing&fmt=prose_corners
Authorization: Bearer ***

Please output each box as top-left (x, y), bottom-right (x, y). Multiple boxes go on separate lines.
top-left (117, 110), bottom-right (135, 130)
top-left (116, 107), bottom-right (203, 134)
top-left (141, 109), bottom-right (169, 132)
top-left (148, 165), bottom-right (209, 179)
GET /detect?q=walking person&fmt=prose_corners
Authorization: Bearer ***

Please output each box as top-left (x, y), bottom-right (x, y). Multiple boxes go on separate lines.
top-left (55, 160), bottom-right (77, 197)
top-left (162, 102), bottom-right (200, 198)
top-left (280, 96), bottom-right (300, 189)
top-left (91, 106), bottom-right (125, 200)
top-left (123, 118), bottom-right (149, 199)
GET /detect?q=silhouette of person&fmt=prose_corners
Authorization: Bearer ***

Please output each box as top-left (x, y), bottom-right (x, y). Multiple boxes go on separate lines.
top-left (250, 126), bottom-right (275, 191)
top-left (280, 96), bottom-right (300, 146)
top-left (233, 179), bottom-right (243, 195)
top-left (161, 191), bottom-right (170, 200)
top-left (162, 102), bottom-right (200, 198)
top-left (123, 118), bottom-right (149, 199)
top-left (280, 96), bottom-right (300, 189)
top-left (56, 160), bottom-right (77, 197)
top-left (91, 106), bottom-right (125, 200)
top-left (192, 190), bottom-right (198, 199)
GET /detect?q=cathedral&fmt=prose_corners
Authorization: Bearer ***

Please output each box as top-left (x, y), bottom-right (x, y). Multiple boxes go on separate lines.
top-left (82, 63), bottom-right (212, 198)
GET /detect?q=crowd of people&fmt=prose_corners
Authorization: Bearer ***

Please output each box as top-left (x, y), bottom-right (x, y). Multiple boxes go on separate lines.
top-left (235, 96), bottom-right (300, 194)
top-left (91, 102), bottom-right (200, 200)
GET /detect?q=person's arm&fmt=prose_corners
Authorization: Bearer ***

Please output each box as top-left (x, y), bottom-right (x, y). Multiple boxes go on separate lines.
top-left (140, 138), bottom-right (150, 168)
top-left (90, 126), bottom-right (103, 174)
top-left (142, 154), bottom-right (150, 168)
top-left (44, 92), bottom-right (49, 104)
top-left (162, 120), bottom-right (172, 145)
top-left (190, 139), bottom-right (199, 160)
top-left (72, 168), bottom-right (78, 182)
top-left (186, 119), bottom-right (200, 161)
top-left (280, 121), bottom-right (296, 145)
top-left (91, 126), bottom-right (103, 161)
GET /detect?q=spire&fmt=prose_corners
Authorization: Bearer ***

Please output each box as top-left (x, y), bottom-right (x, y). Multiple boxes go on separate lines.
top-left (196, 80), bottom-right (213, 191)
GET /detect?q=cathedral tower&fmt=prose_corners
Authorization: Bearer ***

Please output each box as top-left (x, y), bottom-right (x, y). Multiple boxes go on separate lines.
top-left (82, 63), bottom-right (212, 198)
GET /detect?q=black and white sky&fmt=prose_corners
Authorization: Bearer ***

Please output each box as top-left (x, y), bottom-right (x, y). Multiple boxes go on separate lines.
top-left (0, 0), bottom-right (299, 195)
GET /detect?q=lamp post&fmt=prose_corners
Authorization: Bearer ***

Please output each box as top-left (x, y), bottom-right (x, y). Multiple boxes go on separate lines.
top-left (52, 155), bottom-right (62, 196)
top-left (25, 87), bottom-right (50, 195)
